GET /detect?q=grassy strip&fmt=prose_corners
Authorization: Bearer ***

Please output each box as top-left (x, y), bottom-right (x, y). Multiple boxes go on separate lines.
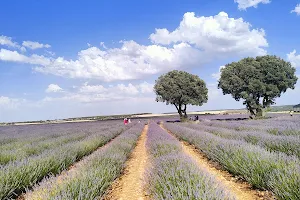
top-left (25, 123), bottom-right (145, 200)
top-left (165, 123), bottom-right (300, 200)
top-left (146, 122), bottom-right (235, 200)
top-left (0, 125), bottom-right (126, 199)
top-left (183, 123), bottom-right (300, 158)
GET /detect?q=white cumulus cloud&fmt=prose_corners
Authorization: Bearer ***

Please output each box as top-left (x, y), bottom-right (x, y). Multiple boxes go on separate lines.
top-left (46, 84), bottom-right (63, 93)
top-left (150, 12), bottom-right (268, 56)
top-left (0, 35), bottom-right (20, 48)
top-left (0, 49), bottom-right (50, 65)
top-left (35, 12), bottom-right (267, 81)
top-left (45, 82), bottom-right (154, 103)
top-left (212, 66), bottom-right (225, 80)
top-left (287, 50), bottom-right (300, 68)
top-left (0, 96), bottom-right (25, 109)
top-left (291, 4), bottom-right (300, 15)
top-left (78, 82), bottom-right (153, 97)
top-left (116, 83), bottom-right (139, 95)
top-left (138, 82), bottom-right (154, 93)
top-left (0, 12), bottom-right (268, 82)
top-left (34, 41), bottom-right (203, 81)
top-left (22, 41), bottom-right (51, 50)
top-left (234, 0), bottom-right (271, 10)
top-left (79, 82), bottom-right (108, 93)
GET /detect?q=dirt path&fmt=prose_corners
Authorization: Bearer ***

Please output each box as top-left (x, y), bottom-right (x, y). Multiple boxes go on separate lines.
top-left (21, 134), bottom-right (120, 200)
top-left (103, 125), bottom-right (149, 200)
top-left (160, 123), bottom-right (275, 200)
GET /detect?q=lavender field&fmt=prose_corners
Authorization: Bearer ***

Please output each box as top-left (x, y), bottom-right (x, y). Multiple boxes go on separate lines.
top-left (164, 114), bottom-right (300, 200)
top-left (0, 120), bottom-right (132, 199)
top-left (0, 114), bottom-right (299, 199)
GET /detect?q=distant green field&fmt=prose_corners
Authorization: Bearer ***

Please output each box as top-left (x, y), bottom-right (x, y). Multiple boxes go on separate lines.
top-left (267, 105), bottom-right (294, 112)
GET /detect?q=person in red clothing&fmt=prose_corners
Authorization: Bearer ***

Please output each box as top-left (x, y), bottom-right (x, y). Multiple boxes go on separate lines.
top-left (124, 118), bottom-right (128, 125)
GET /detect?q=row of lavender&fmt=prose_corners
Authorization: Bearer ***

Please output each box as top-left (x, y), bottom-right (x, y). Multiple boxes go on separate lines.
top-left (201, 114), bottom-right (300, 135)
top-left (0, 121), bottom-right (129, 199)
top-left (1, 130), bottom-right (98, 165)
top-left (25, 123), bottom-right (145, 199)
top-left (183, 123), bottom-right (300, 158)
top-left (145, 122), bottom-right (236, 200)
top-left (164, 123), bottom-right (300, 200)
top-left (0, 121), bottom-right (122, 165)
top-left (0, 121), bottom-right (110, 144)
top-left (0, 121), bottom-right (125, 148)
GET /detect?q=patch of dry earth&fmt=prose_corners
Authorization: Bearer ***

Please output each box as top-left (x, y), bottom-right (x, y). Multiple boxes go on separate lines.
top-left (103, 125), bottom-right (149, 200)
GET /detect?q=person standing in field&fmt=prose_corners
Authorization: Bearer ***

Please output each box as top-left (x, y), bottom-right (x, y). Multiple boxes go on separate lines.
top-left (194, 115), bottom-right (199, 121)
top-left (124, 118), bottom-right (128, 125)
top-left (290, 110), bottom-right (294, 116)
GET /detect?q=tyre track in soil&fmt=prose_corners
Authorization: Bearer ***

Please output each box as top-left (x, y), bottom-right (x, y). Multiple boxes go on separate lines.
top-left (103, 124), bottom-right (149, 200)
top-left (19, 131), bottom-right (123, 200)
top-left (160, 123), bottom-right (276, 200)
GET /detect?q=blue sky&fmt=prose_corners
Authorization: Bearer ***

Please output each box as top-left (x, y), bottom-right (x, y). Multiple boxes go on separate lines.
top-left (1, 0), bottom-right (300, 122)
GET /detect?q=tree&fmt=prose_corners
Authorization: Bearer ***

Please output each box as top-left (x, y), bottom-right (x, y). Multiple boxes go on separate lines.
top-left (218, 55), bottom-right (298, 118)
top-left (154, 70), bottom-right (208, 120)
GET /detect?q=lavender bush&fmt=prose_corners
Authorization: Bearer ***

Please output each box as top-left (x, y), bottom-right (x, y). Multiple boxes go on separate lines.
top-left (182, 123), bottom-right (300, 158)
top-left (25, 123), bottom-right (144, 200)
top-left (164, 123), bottom-right (300, 200)
top-left (200, 115), bottom-right (300, 136)
top-left (0, 121), bottom-right (119, 146)
top-left (0, 132), bottom-right (90, 165)
top-left (146, 122), bottom-right (235, 200)
top-left (0, 120), bottom-right (128, 199)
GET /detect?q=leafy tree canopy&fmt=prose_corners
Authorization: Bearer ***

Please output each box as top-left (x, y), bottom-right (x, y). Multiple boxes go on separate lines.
top-left (154, 70), bottom-right (208, 120)
top-left (218, 55), bottom-right (298, 117)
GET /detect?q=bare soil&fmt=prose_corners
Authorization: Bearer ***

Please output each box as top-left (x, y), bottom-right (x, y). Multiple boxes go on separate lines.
top-left (160, 123), bottom-right (276, 200)
top-left (103, 125), bottom-right (149, 200)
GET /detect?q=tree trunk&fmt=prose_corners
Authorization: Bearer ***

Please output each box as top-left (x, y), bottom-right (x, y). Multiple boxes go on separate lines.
top-left (178, 109), bottom-right (183, 118)
top-left (174, 104), bottom-right (188, 122)
top-left (182, 104), bottom-right (188, 120)
top-left (255, 108), bottom-right (265, 118)
top-left (246, 101), bottom-right (266, 119)
top-left (181, 113), bottom-right (188, 121)
top-left (246, 102), bottom-right (256, 118)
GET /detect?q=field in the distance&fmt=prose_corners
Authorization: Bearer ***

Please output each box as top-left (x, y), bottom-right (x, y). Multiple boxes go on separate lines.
top-left (0, 113), bottom-right (299, 199)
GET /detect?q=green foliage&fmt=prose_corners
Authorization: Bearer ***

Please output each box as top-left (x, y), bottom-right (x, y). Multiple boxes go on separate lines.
top-left (218, 55), bottom-right (298, 117)
top-left (267, 128), bottom-right (280, 135)
top-left (154, 70), bottom-right (208, 119)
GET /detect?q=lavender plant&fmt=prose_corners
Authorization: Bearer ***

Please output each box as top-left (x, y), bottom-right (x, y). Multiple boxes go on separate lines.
top-left (182, 123), bottom-right (300, 158)
top-left (0, 132), bottom-right (89, 165)
top-left (0, 121), bottom-right (127, 199)
top-left (25, 123), bottom-right (145, 200)
top-left (146, 122), bottom-right (235, 200)
top-left (200, 115), bottom-right (300, 136)
top-left (164, 123), bottom-right (300, 200)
